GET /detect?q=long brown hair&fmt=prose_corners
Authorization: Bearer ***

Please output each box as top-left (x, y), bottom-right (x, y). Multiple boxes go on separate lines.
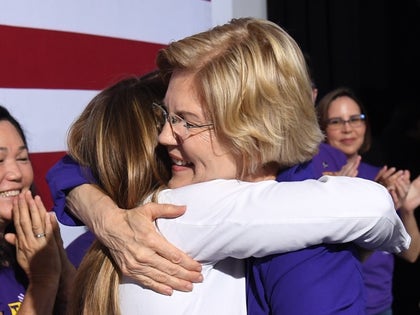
top-left (66, 72), bottom-right (170, 315)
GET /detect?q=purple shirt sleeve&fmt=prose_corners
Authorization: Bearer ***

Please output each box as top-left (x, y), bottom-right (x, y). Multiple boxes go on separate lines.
top-left (46, 154), bottom-right (93, 226)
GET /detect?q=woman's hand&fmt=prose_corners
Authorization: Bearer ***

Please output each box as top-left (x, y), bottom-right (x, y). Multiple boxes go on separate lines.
top-left (387, 170), bottom-right (411, 210)
top-left (5, 191), bottom-right (65, 314)
top-left (105, 203), bottom-right (203, 295)
top-left (375, 165), bottom-right (401, 187)
top-left (375, 167), bottom-right (411, 209)
top-left (323, 155), bottom-right (360, 177)
top-left (401, 175), bottom-right (420, 213)
top-left (396, 175), bottom-right (420, 262)
top-left (67, 184), bottom-right (203, 296)
top-left (5, 191), bottom-right (62, 284)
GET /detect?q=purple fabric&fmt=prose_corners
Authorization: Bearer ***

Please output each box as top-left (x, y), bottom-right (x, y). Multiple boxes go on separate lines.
top-left (65, 230), bottom-right (96, 268)
top-left (363, 251), bottom-right (394, 314)
top-left (46, 155), bottom-right (96, 272)
top-left (357, 162), bottom-right (381, 181)
top-left (247, 143), bottom-right (367, 314)
top-left (247, 245), bottom-right (366, 314)
top-left (356, 162), bottom-right (394, 315)
top-left (277, 143), bottom-right (348, 182)
top-left (46, 155), bottom-right (91, 226)
top-left (0, 267), bottom-right (26, 315)
top-left (312, 142), bottom-right (348, 178)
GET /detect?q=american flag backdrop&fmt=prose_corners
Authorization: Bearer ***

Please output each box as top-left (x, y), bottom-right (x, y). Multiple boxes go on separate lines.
top-left (0, 0), bottom-right (213, 212)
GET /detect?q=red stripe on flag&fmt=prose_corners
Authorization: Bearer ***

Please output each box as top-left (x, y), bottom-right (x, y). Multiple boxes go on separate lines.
top-left (0, 25), bottom-right (166, 90)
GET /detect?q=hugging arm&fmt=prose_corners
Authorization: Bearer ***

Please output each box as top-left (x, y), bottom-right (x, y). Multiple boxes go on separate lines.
top-left (155, 176), bottom-right (410, 261)
top-left (46, 155), bottom-right (202, 296)
top-left (47, 156), bottom-right (410, 293)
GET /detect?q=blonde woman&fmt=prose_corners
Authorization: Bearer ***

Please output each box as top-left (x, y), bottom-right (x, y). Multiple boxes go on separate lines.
top-left (47, 20), bottom-right (409, 314)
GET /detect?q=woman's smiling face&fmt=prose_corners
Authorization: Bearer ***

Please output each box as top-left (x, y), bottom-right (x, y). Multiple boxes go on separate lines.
top-left (158, 71), bottom-right (237, 189)
top-left (0, 120), bottom-right (33, 227)
top-left (325, 96), bottom-right (366, 158)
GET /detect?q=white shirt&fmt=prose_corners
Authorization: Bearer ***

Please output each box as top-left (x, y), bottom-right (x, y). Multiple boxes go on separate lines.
top-left (119, 176), bottom-right (410, 314)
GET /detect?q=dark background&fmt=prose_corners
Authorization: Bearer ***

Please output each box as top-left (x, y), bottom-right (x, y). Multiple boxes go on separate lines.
top-left (267, 1), bottom-right (420, 314)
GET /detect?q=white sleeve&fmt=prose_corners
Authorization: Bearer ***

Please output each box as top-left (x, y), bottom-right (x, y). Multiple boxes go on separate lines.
top-left (156, 176), bottom-right (410, 262)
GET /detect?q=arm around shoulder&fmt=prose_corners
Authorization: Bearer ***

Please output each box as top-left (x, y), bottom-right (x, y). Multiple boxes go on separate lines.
top-left (156, 177), bottom-right (410, 261)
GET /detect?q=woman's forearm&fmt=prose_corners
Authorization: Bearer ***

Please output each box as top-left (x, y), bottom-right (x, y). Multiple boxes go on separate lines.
top-left (156, 177), bottom-right (410, 261)
top-left (66, 184), bottom-right (123, 239)
top-left (66, 184), bottom-right (203, 295)
top-left (18, 278), bottom-right (60, 315)
top-left (398, 209), bottom-right (420, 262)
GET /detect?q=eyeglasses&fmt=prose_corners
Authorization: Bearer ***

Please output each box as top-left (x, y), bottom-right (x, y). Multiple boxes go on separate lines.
top-left (326, 114), bottom-right (366, 130)
top-left (152, 102), bottom-right (214, 139)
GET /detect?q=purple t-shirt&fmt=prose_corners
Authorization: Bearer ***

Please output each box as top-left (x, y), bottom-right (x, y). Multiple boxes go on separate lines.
top-left (46, 155), bottom-right (96, 268)
top-left (247, 143), bottom-right (367, 314)
top-left (0, 267), bottom-right (26, 315)
top-left (356, 162), bottom-right (394, 315)
top-left (283, 146), bottom-right (393, 315)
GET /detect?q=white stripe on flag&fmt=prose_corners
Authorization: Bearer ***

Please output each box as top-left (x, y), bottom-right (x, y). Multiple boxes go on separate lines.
top-left (0, 0), bottom-right (212, 44)
top-left (1, 88), bottom-right (98, 153)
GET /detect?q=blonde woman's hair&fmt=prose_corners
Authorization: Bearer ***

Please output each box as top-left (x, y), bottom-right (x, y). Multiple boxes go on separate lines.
top-left (66, 73), bottom-right (170, 315)
top-left (157, 17), bottom-right (323, 178)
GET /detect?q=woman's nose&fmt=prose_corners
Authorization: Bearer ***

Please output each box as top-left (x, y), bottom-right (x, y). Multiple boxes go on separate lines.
top-left (3, 162), bottom-right (23, 181)
top-left (158, 121), bottom-right (178, 145)
top-left (341, 121), bottom-right (353, 132)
